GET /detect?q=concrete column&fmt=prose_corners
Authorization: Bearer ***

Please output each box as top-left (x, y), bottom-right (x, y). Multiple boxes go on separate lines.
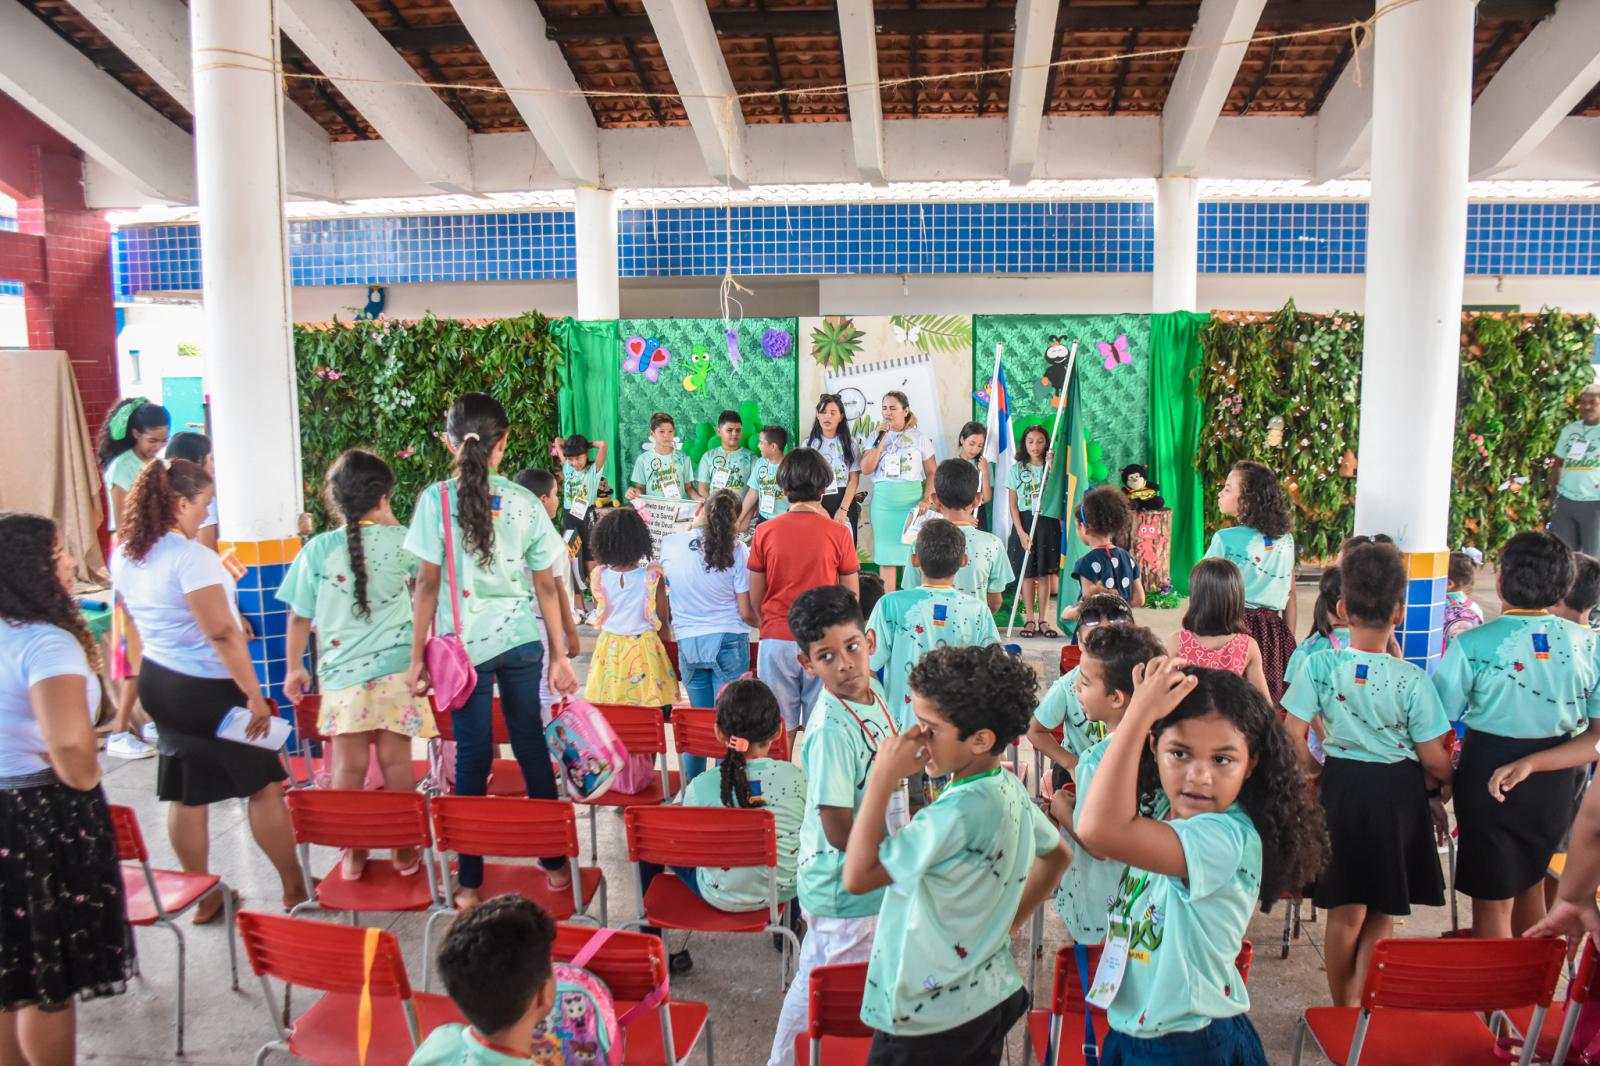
top-left (1352, 0), bottom-right (1475, 668)
top-left (190, 0), bottom-right (303, 701)
top-left (575, 186), bottom-right (620, 319)
top-left (1152, 176), bottom-right (1199, 313)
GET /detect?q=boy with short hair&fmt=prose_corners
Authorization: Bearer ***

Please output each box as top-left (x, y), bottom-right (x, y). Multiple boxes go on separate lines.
top-left (843, 644), bottom-right (1071, 1064)
top-left (553, 433), bottom-right (606, 619)
top-left (697, 409), bottom-right (756, 499)
top-left (741, 424), bottom-right (789, 530)
top-left (628, 412), bottom-right (696, 501)
top-left (868, 519), bottom-right (1001, 729)
top-left (766, 585), bottom-right (893, 1066)
top-left (904, 458), bottom-right (1014, 611)
top-left (409, 896), bottom-right (558, 1065)
top-left (1555, 552), bottom-right (1600, 627)
top-left (1027, 592), bottom-right (1134, 789)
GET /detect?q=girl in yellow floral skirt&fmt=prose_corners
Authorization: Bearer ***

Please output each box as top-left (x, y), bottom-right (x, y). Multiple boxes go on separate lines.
top-left (583, 507), bottom-right (678, 706)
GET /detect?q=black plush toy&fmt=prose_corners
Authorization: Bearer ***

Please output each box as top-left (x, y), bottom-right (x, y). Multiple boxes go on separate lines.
top-left (1121, 464), bottom-right (1165, 511)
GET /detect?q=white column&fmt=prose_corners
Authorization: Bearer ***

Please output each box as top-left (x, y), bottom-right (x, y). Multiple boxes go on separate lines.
top-left (1352, 0), bottom-right (1474, 550)
top-left (191, 0), bottom-right (300, 543)
top-left (575, 187), bottom-right (620, 320)
top-left (1152, 177), bottom-right (1199, 314)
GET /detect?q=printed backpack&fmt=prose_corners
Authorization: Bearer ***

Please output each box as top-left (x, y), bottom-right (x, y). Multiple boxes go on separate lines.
top-left (530, 928), bottom-right (666, 1066)
top-left (546, 698), bottom-right (629, 801)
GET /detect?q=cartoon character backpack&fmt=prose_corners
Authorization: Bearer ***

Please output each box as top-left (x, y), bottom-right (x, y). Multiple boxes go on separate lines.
top-left (545, 698), bottom-right (629, 801)
top-left (529, 928), bottom-right (666, 1066)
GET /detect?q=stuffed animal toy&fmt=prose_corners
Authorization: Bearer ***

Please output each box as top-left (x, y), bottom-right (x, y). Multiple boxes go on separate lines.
top-left (1121, 464), bottom-right (1165, 511)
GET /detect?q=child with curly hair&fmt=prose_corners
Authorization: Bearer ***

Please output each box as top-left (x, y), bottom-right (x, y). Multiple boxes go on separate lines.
top-left (1205, 461), bottom-right (1297, 702)
top-left (583, 506), bottom-right (678, 708)
top-left (1065, 487), bottom-right (1145, 618)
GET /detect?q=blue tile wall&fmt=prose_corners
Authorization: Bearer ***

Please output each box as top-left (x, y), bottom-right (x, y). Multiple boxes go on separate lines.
top-left (108, 200), bottom-right (1600, 298)
top-left (0, 214), bottom-right (20, 296)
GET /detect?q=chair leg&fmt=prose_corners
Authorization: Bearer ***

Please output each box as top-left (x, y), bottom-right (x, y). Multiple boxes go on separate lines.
top-left (221, 884), bottom-right (240, 990)
top-left (1292, 1017), bottom-right (1308, 1066)
top-left (161, 919), bottom-right (187, 1056)
top-left (599, 878), bottom-right (608, 927)
top-left (1281, 903), bottom-right (1293, 959)
top-left (703, 1017), bottom-right (715, 1066)
top-left (421, 908), bottom-right (454, 992)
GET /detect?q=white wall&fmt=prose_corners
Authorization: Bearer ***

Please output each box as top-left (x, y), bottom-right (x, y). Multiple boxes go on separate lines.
top-left (114, 301), bottom-right (206, 407)
top-left (0, 296), bottom-right (26, 347)
top-left (291, 280), bottom-right (578, 323)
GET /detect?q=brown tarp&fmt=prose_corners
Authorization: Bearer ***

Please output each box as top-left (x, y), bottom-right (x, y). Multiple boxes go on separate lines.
top-left (0, 349), bottom-right (108, 581)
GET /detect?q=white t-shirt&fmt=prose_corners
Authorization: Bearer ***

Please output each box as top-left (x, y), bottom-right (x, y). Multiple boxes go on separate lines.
top-left (806, 433), bottom-right (862, 494)
top-left (111, 532), bottom-right (239, 679)
top-left (659, 530), bottom-right (751, 639)
top-left (0, 622), bottom-right (99, 777)
top-left (870, 427), bottom-right (937, 483)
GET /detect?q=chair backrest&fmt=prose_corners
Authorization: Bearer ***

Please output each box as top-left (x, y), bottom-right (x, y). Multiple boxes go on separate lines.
top-left (1235, 939), bottom-right (1253, 985)
top-left (624, 804), bottom-right (777, 869)
top-left (430, 795), bottom-right (580, 860)
top-left (552, 923), bottom-right (669, 1004)
top-left (1048, 939), bottom-right (1252, 1016)
top-left (672, 707), bottom-right (791, 763)
top-left (1361, 937), bottom-right (1565, 1013)
top-left (430, 696), bottom-right (511, 744)
top-left (595, 703), bottom-right (668, 757)
top-left (808, 962), bottom-right (873, 1039)
top-left (237, 910), bottom-right (413, 998)
top-left (108, 804), bottom-right (148, 863)
top-left (290, 697), bottom-right (326, 744)
top-left (285, 788), bottom-right (431, 850)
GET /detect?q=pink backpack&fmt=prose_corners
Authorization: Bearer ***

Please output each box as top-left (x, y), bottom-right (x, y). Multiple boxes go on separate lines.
top-left (546, 698), bottom-right (629, 801)
top-left (530, 927), bottom-right (666, 1066)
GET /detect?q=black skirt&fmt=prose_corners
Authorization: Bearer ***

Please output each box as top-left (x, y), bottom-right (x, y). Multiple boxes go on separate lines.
top-left (1313, 756), bottom-right (1444, 914)
top-left (0, 773), bottom-right (134, 1010)
top-left (821, 488), bottom-right (861, 541)
top-left (139, 658), bottom-right (288, 806)
top-left (1009, 512), bottom-right (1062, 578)
top-left (562, 507), bottom-right (593, 571)
top-left (1455, 730), bottom-right (1582, 900)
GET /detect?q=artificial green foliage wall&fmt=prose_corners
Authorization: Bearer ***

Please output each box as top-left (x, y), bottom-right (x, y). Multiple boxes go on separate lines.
top-left (294, 313), bottom-right (564, 528)
top-left (1196, 303), bottom-right (1597, 561)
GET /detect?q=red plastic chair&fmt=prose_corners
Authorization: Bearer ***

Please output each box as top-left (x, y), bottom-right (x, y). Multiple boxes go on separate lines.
top-left (286, 697), bottom-right (430, 791)
top-left (623, 804), bottom-right (800, 987)
top-left (430, 696), bottom-right (527, 797)
top-left (421, 796), bottom-right (607, 988)
top-left (285, 789), bottom-right (441, 921)
top-left (575, 704), bottom-right (683, 855)
top-left (236, 910), bottom-right (463, 1065)
top-left (1292, 937), bottom-right (1566, 1066)
top-left (552, 923), bottom-right (711, 1066)
top-left (112, 804), bottom-right (238, 1056)
top-left (670, 705), bottom-right (790, 781)
top-left (793, 962), bottom-right (873, 1066)
top-left (1495, 935), bottom-right (1600, 1066)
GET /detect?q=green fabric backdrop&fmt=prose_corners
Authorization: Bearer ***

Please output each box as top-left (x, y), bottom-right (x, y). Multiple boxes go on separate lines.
top-left (1148, 312), bottom-right (1208, 595)
top-left (554, 317), bottom-right (623, 491)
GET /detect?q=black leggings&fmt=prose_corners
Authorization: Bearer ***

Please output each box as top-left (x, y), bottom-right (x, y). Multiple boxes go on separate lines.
top-left (821, 489), bottom-right (860, 540)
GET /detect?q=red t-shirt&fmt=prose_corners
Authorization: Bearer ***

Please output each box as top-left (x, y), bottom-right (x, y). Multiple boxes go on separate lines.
top-left (747, 510), bottom-right (861, 641)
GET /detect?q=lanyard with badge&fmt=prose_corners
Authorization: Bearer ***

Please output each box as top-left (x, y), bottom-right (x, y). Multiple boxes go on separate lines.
top-left (758, 467), bottom-right (781, 516)
top-left (882, 433), bottom-right (913, 481)
top-left (709, 453), bottom-right (734, 492)
top-left (1021, 465), bottom-right (1042, 511)
top-left (1085, 865), bottom-right (1151, 1008)
top-left (839, 694), bottom-right (912, 834)
top-left (566, 469), bottom-right (592, 520)
top-left (654, 456), bottom-right (682, 499)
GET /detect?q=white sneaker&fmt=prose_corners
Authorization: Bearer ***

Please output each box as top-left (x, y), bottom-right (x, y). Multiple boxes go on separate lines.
top-left (106, 731), bottom-right (156, 759)
top-left (140, 722), bottom-right (159, 742)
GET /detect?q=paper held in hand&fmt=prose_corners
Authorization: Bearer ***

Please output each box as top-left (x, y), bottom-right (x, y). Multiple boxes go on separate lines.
top-left (900, 505), bottom-right (932, 547)
top-left (215, 706), bottom-right (292, 751)
top-left (631, 494), bottom-right (700, 558)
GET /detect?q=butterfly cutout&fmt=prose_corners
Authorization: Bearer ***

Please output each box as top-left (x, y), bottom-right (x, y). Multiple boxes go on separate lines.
top-left (972, 387), bottom-right (991, 409)
top-left (1098, 334), bottom-right (1133, 371)
top-left (623, 335), bottom-right (672, 383)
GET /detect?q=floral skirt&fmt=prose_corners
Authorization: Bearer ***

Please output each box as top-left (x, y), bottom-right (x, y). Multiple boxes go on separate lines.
top-left (583, 630), bottom-right (678, 706)
top-left (318, 672), bottom-right (438, 739)
top-left (0, 774), bottom-right (134, 1011)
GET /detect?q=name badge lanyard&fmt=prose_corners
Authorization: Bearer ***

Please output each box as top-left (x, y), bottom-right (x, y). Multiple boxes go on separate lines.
top-left (839, 694), bottom-right (911, 834)
top-left (1084, 867), bottom-right (1152, 1011)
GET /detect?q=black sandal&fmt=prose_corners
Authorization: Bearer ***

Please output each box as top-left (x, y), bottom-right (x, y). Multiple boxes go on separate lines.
top-left (1020, 621), bottom-right (1039, 638)
top-left (1039, 623), bottom-right (1061, 639)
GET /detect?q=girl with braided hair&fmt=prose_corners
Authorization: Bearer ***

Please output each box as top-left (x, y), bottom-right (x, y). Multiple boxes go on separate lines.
top-left (0, 513), bottom-right (134, 1062)
top-left (279, 450), bottom-right (436, 879)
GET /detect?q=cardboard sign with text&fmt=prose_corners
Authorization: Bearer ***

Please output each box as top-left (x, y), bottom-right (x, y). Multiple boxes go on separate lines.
top-left (631, 495), bottom-right (699, 558)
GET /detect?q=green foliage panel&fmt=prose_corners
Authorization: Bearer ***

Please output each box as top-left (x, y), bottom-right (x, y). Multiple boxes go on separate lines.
top-left (617, 318), bottom-right (799, 462)
top-left (971, 314), bottom-right (1152, 476)
top-left (294, 313), bottom-right (564, 528)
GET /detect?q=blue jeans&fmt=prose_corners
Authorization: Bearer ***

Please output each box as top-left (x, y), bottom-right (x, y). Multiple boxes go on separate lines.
top-left (759, 637), bottom-right (822, 730)
top-left (679, 631), bottom-right (749, 780)
top-left (452, 641), bottom-right (564, 889)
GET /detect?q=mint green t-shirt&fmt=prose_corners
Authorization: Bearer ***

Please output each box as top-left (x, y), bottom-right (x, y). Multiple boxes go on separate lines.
top-left (861, 767), bottom-right (1059, 1036)
top-left (403, 476), bottom-right (566, 666)
top-left (1203, 526), bottom-right (1296, 611)
top-left (680, 757), bottom-right (808, 908)
top-left (630, 449), bottom-right (696, 498)
top-left (410, 1025), bottom-right (529, 1066)
top-left (277, 525), bottom-right (417, 692)
top-left (867, 587), bottom-right (1001, 728)
top-left (905, 523), bottom-right (1014, 600)
top-left (1283, 628), bottom-right (1349, 685)
top-left (1431, 613), bottom-right (1600, 738)
top-left (1105, 807), bottom-right (1261, 1037)
top-left (697, 446), bottom-right (756, 495)
top-left (797, 680), bottom-right (896, 919)
top-left (1283, 647), bottom-right (1451, 763)
top-left (1005, 462), bottom-right (1047, 513)
top-left (1556, 421), bottom-right (1600, 502)
top-left (1032, 667), bottom-right (1103, 758)
top-left (562, 461), bottom-right (602, 511)
top-left (749, 456), bottom-right (788, 518)
top-left (102, 450), bottom-right (149, 533)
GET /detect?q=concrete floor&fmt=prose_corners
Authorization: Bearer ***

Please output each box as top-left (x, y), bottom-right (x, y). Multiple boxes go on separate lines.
top-left (84, 574), bottom-right (1494, 1065)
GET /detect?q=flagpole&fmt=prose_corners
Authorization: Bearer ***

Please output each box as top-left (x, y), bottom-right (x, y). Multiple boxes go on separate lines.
top-left (1005, 340), bottom-right (1077, 641)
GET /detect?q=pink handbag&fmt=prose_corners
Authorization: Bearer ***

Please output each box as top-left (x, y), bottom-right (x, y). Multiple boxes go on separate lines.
top-left (424, 482), bottom-right (478, 712)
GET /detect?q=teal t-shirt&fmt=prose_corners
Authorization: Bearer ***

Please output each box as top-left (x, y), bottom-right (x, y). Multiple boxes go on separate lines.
top-left (797, 680), bottom-right (896, 919)
top-left (749, 456), bottom-right (788, 518)
top-left (697, 446), bottom-right (756, 495)
top-left (403, 476), bottom-right (566, 666)
top-left (1032, 667), bottom-right (1104, 758)
top-left (630, 449), bottom-right (696, 498)
top-left (905, 523), bottom-right (1013, 599)
top-left (562, 461), bottom-right (602, 511)
top-left (1431, 613), bottom-right (1600, 738)
top-left (1283, 628), bottom-right (1349, 685)
top-left (277, 525), bottom-right (418, 692)
top-left (1054, 736), bottom-right (1169, 944)
top-left (1105, 807), bottom-right (1261, 1037)
top-left (867, 587), bottom-right (1001, 728)
top-left (861, 768), bottom-right (1059, 1036)
top-left (103, 449), bottom-right (149, 532)
top-left (1203, 525), bottom-right (1296, 611)
top-left (1005, 462), bottom-right (1047, 513)
top-left (680, 757), bottom-right (807, 908)
top-left (410, 1025), bottom-right (528, 1066)
top-left (1283, 647), bottom-right (1451, 763)
top-left (1556, 421), bottom-right (1600, 502)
